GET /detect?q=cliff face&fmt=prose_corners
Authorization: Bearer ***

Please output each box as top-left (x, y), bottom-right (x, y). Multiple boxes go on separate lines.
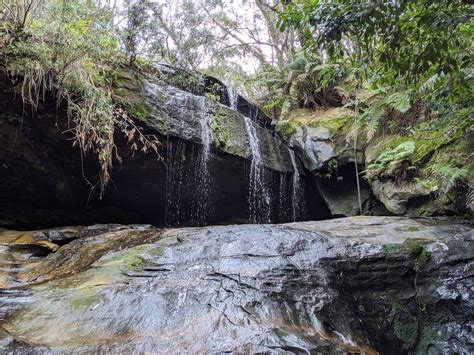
top-left (0, 217), bottom-right (472, 353)
top-left (114, 68), bottom-right (294, 172)
top-left (0, 68), bottom-right (329, 229)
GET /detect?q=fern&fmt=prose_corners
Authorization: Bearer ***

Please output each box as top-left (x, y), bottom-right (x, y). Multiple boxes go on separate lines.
top-left (429, 163), bottom-right (468, 195)
top-left (367, 141), bottom-right (416, 174)
top-left (358, 88), bottom-right (412, 141)
top-left (418, 73), bottom-right (443, 95)
top-left (257, 49), bottom-right (350, 118)
top-left (384, 92), bottom-right (411, 113)
top-left (467, 188), bottom-right (474, 211)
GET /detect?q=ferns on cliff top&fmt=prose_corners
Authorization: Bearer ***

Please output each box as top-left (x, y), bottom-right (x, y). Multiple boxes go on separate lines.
top-left (257, 50), bottom-right (350, 118)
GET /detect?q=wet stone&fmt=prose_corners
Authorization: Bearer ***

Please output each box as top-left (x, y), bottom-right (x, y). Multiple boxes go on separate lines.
top-left (0, 217), bottom-right (472, 354)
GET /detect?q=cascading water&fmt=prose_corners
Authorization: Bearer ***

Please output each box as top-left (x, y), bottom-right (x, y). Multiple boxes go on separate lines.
top-left (163, 89), bottom-right (213, 226)
top-left (191, 96), bottom-right (213, 225)
top-left (154, 80), bottom-right (292, 226)
top-left (227, 86), bottom-right (238, 110)
top-left (165, 138), bottom-right (187, 226)
top-left (278, 172), bottom-right (290, 222)
top-left (289, 148), bottom-right (306, 221)
top-left (244, 116), bottom-right (272, 223)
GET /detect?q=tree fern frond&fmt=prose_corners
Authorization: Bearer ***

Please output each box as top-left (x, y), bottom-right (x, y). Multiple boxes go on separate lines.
top-left (467, 188), bottom-right (474, 212)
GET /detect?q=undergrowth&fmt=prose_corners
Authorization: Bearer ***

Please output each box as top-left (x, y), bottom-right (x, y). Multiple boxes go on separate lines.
top-left (0, 0), bottom-right (162, 196)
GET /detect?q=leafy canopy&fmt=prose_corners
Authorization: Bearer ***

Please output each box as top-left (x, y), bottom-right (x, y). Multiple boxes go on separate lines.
top-left (278, 0), bottom-right (473, 85)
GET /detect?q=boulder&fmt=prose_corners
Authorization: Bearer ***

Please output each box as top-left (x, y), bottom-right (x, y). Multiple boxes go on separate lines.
top-left (365, 119), bottom-right (473, 217)
top-left (371, 179), bottom-right (434, 215)
top-left (277, 108), bottom-right (364, 172)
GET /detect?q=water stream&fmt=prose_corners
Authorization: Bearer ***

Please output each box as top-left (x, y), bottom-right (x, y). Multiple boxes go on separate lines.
top-left (227, 86), bottom-right (238, 110)
top-left (244, 116), bottom-right (271, 223)
top-left (278, 172), bottom-right (290, 222)
top-left (165, 138), bottom-right (187, 226)
top-left (164, 93), bottom-right (213, 226)
top-left (289, 148), bottom-right (306, 221)
top-left (191, 96), bottom-right (213, 225)
top-left (160, 82), bottom-right (296, 226)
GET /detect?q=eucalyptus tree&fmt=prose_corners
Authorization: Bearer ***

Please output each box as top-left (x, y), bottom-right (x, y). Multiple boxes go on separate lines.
top-left (118, 0), bottom-right (301, 96)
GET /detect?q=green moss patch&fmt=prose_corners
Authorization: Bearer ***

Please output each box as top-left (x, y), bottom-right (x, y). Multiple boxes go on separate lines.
top-left (276, 107), bottom-right (355, 140)
top-left (403, 239), bottom-right (431, 272)
top-left (392, 302), bottom-right (419, 350)
top-left (367, 115), bottom-right (472, 178)
top-left (100, 245), bottom-right (150, 270)
top-left (210, 107), bottom-right (249, 157)
top-left (383, 244), bottom-right (400, 256)
top-left (69, 292), bottom-right (101, 310)
top-left (366, 113), bottom-right (472, 215)
top-left (112, 69), bottom-right (150, 122)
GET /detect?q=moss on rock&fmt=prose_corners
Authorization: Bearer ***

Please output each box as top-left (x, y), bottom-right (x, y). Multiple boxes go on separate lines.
top-left (366, 113), bottom-right (473, 216)
top-left (276, 107), bottom-right (355, 140)
top-left (112, 69), bottom-right (150, 122)
top-left (69, 290), bottom-right (101, 310)
top-left (210, 106), bottom-right (250, 159)
top-left (367, 116), bottom-right (472, 178)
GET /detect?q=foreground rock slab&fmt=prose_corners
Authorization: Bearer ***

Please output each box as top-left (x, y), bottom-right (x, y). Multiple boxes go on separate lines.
top-left (0, 217), bottom-right (472, 353)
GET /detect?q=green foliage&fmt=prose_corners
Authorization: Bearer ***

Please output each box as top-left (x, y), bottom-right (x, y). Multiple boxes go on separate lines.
top-left (279, 0), bottom-right (473, 85)
top-left (367, 110), bottom-right (472, 178)
top-left (204, 83), bottom-right (222, 102)
top-left (355, 87), bottom-right (412, 141)
top-left (368, 141), bottom-right (415, 173)
top-left (257, 49), bottom-right (351, 118)
top-left (467, 189), bottom-right (474, 212)
top-left (1, 0), bottom-right (161, 195)
top-left (406, 240), bottom-right (423, 254)
top-left (121, 0), bottom-right (155, 65)
top-left (2, 0), bottom-right (119, 192)
top-left (426, 163), bottom-right (469, 196)
top-left (406, 240), bottom-right (430, 272)
top-left (414, 248), bottom-right (430, 273)
top-left (278, 0), bottom-right (473, 157)
top-left (383, 244), bottom-right (400, 256)
top-left (326, 158), bottom-right (339, 177)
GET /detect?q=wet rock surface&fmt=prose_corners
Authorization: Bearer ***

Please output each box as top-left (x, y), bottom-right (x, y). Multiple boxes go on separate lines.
top-left (116, 71), bottom-right (294, 172)
top-left (0, 217), bottom-right (472, 353)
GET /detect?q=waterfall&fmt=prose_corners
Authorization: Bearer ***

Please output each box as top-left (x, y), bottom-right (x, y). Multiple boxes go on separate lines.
top-left (278, 172), bottom-right (290, 222)
top-left (165, 95), bottom-right (213, 227)
top-left (227, 86), bottom-right (238, 110)
top-left (289, 148), bottom-right (306, 221)
top-left (244, 116), bottom-right (271, 223)
top-left (191, 96), bottom-right (213, 225)
top-left (198, 96), bottom-right (212, 162)
top-left (165, 138), bottom-right (186, 227)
